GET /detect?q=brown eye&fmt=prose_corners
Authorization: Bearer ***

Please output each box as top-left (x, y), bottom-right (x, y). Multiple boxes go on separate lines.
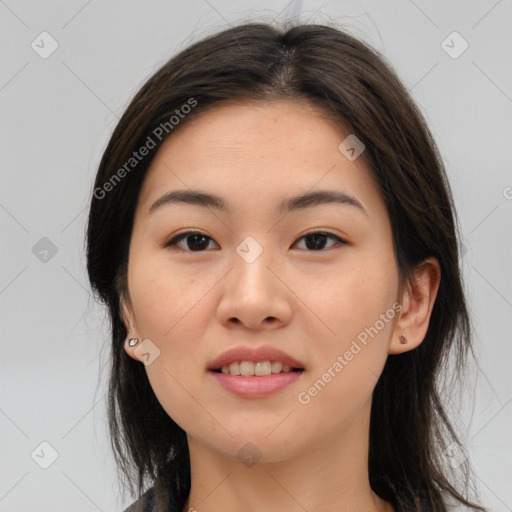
top-left (294, 232), bottom-right (347, 251)
top-left (165, 232), bottom-right (218, 251)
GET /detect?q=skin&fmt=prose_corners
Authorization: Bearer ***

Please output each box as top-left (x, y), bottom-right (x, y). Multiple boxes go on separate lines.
top-left (120, 99), bottom-right (441, 512)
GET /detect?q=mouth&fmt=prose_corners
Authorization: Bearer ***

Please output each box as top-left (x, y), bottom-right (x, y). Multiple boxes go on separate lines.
top-left (208, 362), bottom-right (305, 398)
top-left (208, 346), bottom-right (306, 377)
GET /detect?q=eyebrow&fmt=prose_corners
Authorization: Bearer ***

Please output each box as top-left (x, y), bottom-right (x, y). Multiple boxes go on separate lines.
top-left (148, 188), bottom-right (368, 217)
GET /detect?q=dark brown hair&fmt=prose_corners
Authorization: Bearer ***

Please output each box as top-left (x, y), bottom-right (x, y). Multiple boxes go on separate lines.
top-left (86, 21), bottom-right (486, 512)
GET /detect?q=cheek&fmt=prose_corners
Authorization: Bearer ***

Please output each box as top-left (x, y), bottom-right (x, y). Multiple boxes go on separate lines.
top-left (129, 250), bottom-right (211, 340)
top-left (128, 251), bottom-right (219, 385)
top-left (295, 274), bottom-right (396, 432)
top-left (299, 250), bottom-right (397, 383)
top-left (301, 256), bottom-right (396, 337)
top-left (128, 257), bottom-right (213, 429)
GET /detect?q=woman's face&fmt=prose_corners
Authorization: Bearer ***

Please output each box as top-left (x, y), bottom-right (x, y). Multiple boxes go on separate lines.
top-left (121, 99), bottom-right (410, 462)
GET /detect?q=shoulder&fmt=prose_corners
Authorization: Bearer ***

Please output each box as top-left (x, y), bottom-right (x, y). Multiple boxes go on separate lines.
top-left (121, 487), bottom-right (155, 512)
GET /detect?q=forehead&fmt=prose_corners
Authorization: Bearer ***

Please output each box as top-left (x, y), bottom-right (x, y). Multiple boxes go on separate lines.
top-left (136, 99), bottom-right (386, 222)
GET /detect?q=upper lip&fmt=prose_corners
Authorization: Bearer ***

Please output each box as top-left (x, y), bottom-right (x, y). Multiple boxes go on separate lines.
top-left (208, 345), bottom-right (306, 370)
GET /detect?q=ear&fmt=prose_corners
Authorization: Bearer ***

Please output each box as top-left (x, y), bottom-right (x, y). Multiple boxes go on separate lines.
top-left (120, 293), bottom-right (141, 361)
top-left (389, 257), bottom-right (441, 355)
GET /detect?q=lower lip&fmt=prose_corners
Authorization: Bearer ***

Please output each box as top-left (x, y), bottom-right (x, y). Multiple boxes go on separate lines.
top-left (209, 370), bottom-right (304, 398)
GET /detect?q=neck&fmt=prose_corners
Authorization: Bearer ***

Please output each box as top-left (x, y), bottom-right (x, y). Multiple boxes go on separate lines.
top-left (182, 399), bottom-right (393, 512)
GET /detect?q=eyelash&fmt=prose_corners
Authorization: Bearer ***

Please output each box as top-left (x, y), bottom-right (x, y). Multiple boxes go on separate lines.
top-left (164, 230), bottom-right (347, 252)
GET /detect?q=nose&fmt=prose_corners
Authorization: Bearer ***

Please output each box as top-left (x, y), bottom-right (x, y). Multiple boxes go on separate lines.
top-left (216, 240), bottom-right (293, 330)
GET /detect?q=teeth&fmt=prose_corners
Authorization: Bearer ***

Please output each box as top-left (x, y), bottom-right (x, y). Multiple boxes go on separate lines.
top-left (240, 361), bottom-right (254, 376)
top-left (218, 361), bottom-right (297, 376)
top-left (271, 361), bottom-right (283, 373)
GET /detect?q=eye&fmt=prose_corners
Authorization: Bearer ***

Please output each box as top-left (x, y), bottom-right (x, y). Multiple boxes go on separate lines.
top-left (293, 231), bottom-right (347, 251)
top-left (164, 230), bottom-right (347, 252)
top-left (165, 231), bottom-right (219, 252)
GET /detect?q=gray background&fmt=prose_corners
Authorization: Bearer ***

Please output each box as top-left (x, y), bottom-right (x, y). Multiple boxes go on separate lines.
top-left (1, 1), bottom-right (511, 511)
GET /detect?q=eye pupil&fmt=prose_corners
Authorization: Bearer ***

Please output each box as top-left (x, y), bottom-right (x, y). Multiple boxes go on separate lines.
top-left (305, 233), bottom-right (328, 250)
top-left (187, 234), bottom-right (209, 251)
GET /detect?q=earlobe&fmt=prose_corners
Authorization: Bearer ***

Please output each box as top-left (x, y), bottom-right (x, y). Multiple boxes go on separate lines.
top-left (389, 257), bottom-right (441, 355)
top-left (124, 337), bottom-right (141, 361)
top-left (389, 332), bottom-right (420, 355)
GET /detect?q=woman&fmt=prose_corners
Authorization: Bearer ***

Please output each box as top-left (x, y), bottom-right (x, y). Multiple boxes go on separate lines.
top-left (86, 21), bottom-right (487, 512)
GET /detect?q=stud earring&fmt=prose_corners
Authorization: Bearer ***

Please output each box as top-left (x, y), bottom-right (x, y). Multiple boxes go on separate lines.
top-left (399, 335), bottom-right (408, 344)
top-left (128, 338), bottom-right (139, 347)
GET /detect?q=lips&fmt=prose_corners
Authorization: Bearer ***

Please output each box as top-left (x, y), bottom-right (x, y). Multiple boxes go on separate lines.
top-left (208, 345), bottom-right (306, 371)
